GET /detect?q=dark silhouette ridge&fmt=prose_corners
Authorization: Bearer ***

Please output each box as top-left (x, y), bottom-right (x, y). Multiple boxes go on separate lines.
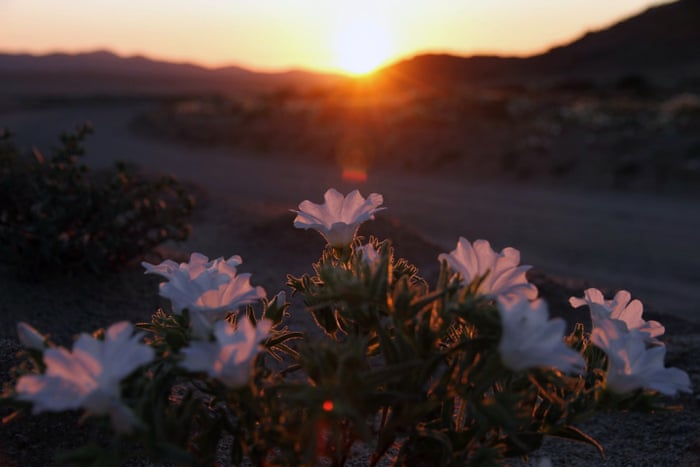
top-left (0, 49), bottom-right (347, 97)
top-left (377, 0), bottom-right (700, 90)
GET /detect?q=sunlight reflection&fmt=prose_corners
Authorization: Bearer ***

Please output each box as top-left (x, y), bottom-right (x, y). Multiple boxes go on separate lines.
top-left (341, 167), bottom-right (368, 183)
top-left (337, 135), bottom-right (373, 183)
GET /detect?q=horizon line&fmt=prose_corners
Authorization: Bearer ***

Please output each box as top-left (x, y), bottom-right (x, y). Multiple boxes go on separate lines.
top-left (0, 43), bottom-right (562, 77)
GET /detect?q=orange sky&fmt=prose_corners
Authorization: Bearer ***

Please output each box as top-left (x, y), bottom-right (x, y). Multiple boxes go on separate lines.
top-left (0, 0), bottom-right (671, 75)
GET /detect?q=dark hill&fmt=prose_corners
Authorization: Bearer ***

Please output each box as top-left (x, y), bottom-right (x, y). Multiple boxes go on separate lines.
top-left (0, 50), bottom-right (346, 97)
top-left (529, 0), bottom-right (700, 79)
top-left (378, 0), bottom-right (700, 89)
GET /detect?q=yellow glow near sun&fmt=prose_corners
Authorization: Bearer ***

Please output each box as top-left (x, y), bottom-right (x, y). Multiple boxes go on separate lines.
top-left (334, 17), bottom-right (393, 75)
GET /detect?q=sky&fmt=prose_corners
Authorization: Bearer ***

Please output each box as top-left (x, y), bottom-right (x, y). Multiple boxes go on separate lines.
top-left (1, 0), bottom-right (672, 75)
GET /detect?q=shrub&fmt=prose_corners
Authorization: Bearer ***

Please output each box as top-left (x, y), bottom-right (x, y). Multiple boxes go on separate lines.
top-left (0, 124), bottom-right (194, 277)
top-left (3, 189), bottom-right (691, 466)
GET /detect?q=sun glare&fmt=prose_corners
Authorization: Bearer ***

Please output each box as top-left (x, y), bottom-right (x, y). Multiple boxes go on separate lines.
top-left (334, 17), bottom-right (392, 75)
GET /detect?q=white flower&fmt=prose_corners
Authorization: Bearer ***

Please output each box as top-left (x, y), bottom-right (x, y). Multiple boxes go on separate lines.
top-left (569, 288), bottom-right (664, 341)
top-left (17, 322), bottom-right (46, 350)
top-left (292, 188), bottom-right (385, 247)
top-left (143, 253), bottom-right (265, 324)
top-left (591, 319), bottom-right (691, 396)
top-left (180, 317), bottom-right (272, 388)
top-left (15, 321), bottom-right (154, 433)
top-left (498, 298), bottom-right (584, 373)
top-left (438, 237), bottom-right (537, 300)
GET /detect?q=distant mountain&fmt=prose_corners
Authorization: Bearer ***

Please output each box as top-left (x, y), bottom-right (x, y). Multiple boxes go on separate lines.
top-left (528, 0), bottom-right (700, 79)
top-left (2, 1), bottom-right (698, 97)
top-left (378, 0), bottom-right (700, 89)
top-left (0, 50), bottom-right (346, 97)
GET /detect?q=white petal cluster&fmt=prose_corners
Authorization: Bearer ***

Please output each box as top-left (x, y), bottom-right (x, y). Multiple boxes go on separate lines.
top-left (180, 317), bottom-right (272, 388)
top-left (497, 298), bottom-right (584, 373)
top-left (591, 319), bottom-right (691, 396)
top-left (292, 188), bottom-right (385, 247)
top-left (15, 322), bottom-right (154, 433)
top-left (143, 253), bottom-right (266, 328)
top-left (439, 237), bottom-right (537, 300)
top-left (569, 288), bottom-right (664, 341)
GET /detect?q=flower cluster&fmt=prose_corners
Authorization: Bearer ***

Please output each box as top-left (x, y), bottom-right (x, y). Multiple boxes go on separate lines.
top-left (11, 252), bottom-right (272, 441)
top-left (4, 187), bottom-right (692, 467)
top-left (571, 288), bottom-right (690, 395)
top-left (436, 235), bottom-right (582, 373)
top-left (142, 252), bottom-right (266, 338)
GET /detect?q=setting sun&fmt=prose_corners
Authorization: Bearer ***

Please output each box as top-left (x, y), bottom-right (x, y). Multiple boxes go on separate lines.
top-left (334, 17), bottom-right (393, 75)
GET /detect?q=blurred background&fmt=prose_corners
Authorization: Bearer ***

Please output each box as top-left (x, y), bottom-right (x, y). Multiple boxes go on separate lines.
top-left (1, 0), bottom-right (699, 320)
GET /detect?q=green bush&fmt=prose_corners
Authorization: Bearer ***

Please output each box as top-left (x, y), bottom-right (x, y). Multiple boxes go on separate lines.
top-left (0, 124), bottom-right (194, 277)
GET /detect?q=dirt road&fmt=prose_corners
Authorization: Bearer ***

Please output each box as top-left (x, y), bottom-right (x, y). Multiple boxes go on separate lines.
top-left (4, 104), bottom-right (699, 321)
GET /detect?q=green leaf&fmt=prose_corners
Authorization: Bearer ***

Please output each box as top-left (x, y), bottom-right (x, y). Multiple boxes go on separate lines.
top-left (310, 306), bottom-right (339, 337)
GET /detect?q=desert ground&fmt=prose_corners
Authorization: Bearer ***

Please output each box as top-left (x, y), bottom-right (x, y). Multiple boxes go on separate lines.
top-left (3, 102), bottom-right (699, 323)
